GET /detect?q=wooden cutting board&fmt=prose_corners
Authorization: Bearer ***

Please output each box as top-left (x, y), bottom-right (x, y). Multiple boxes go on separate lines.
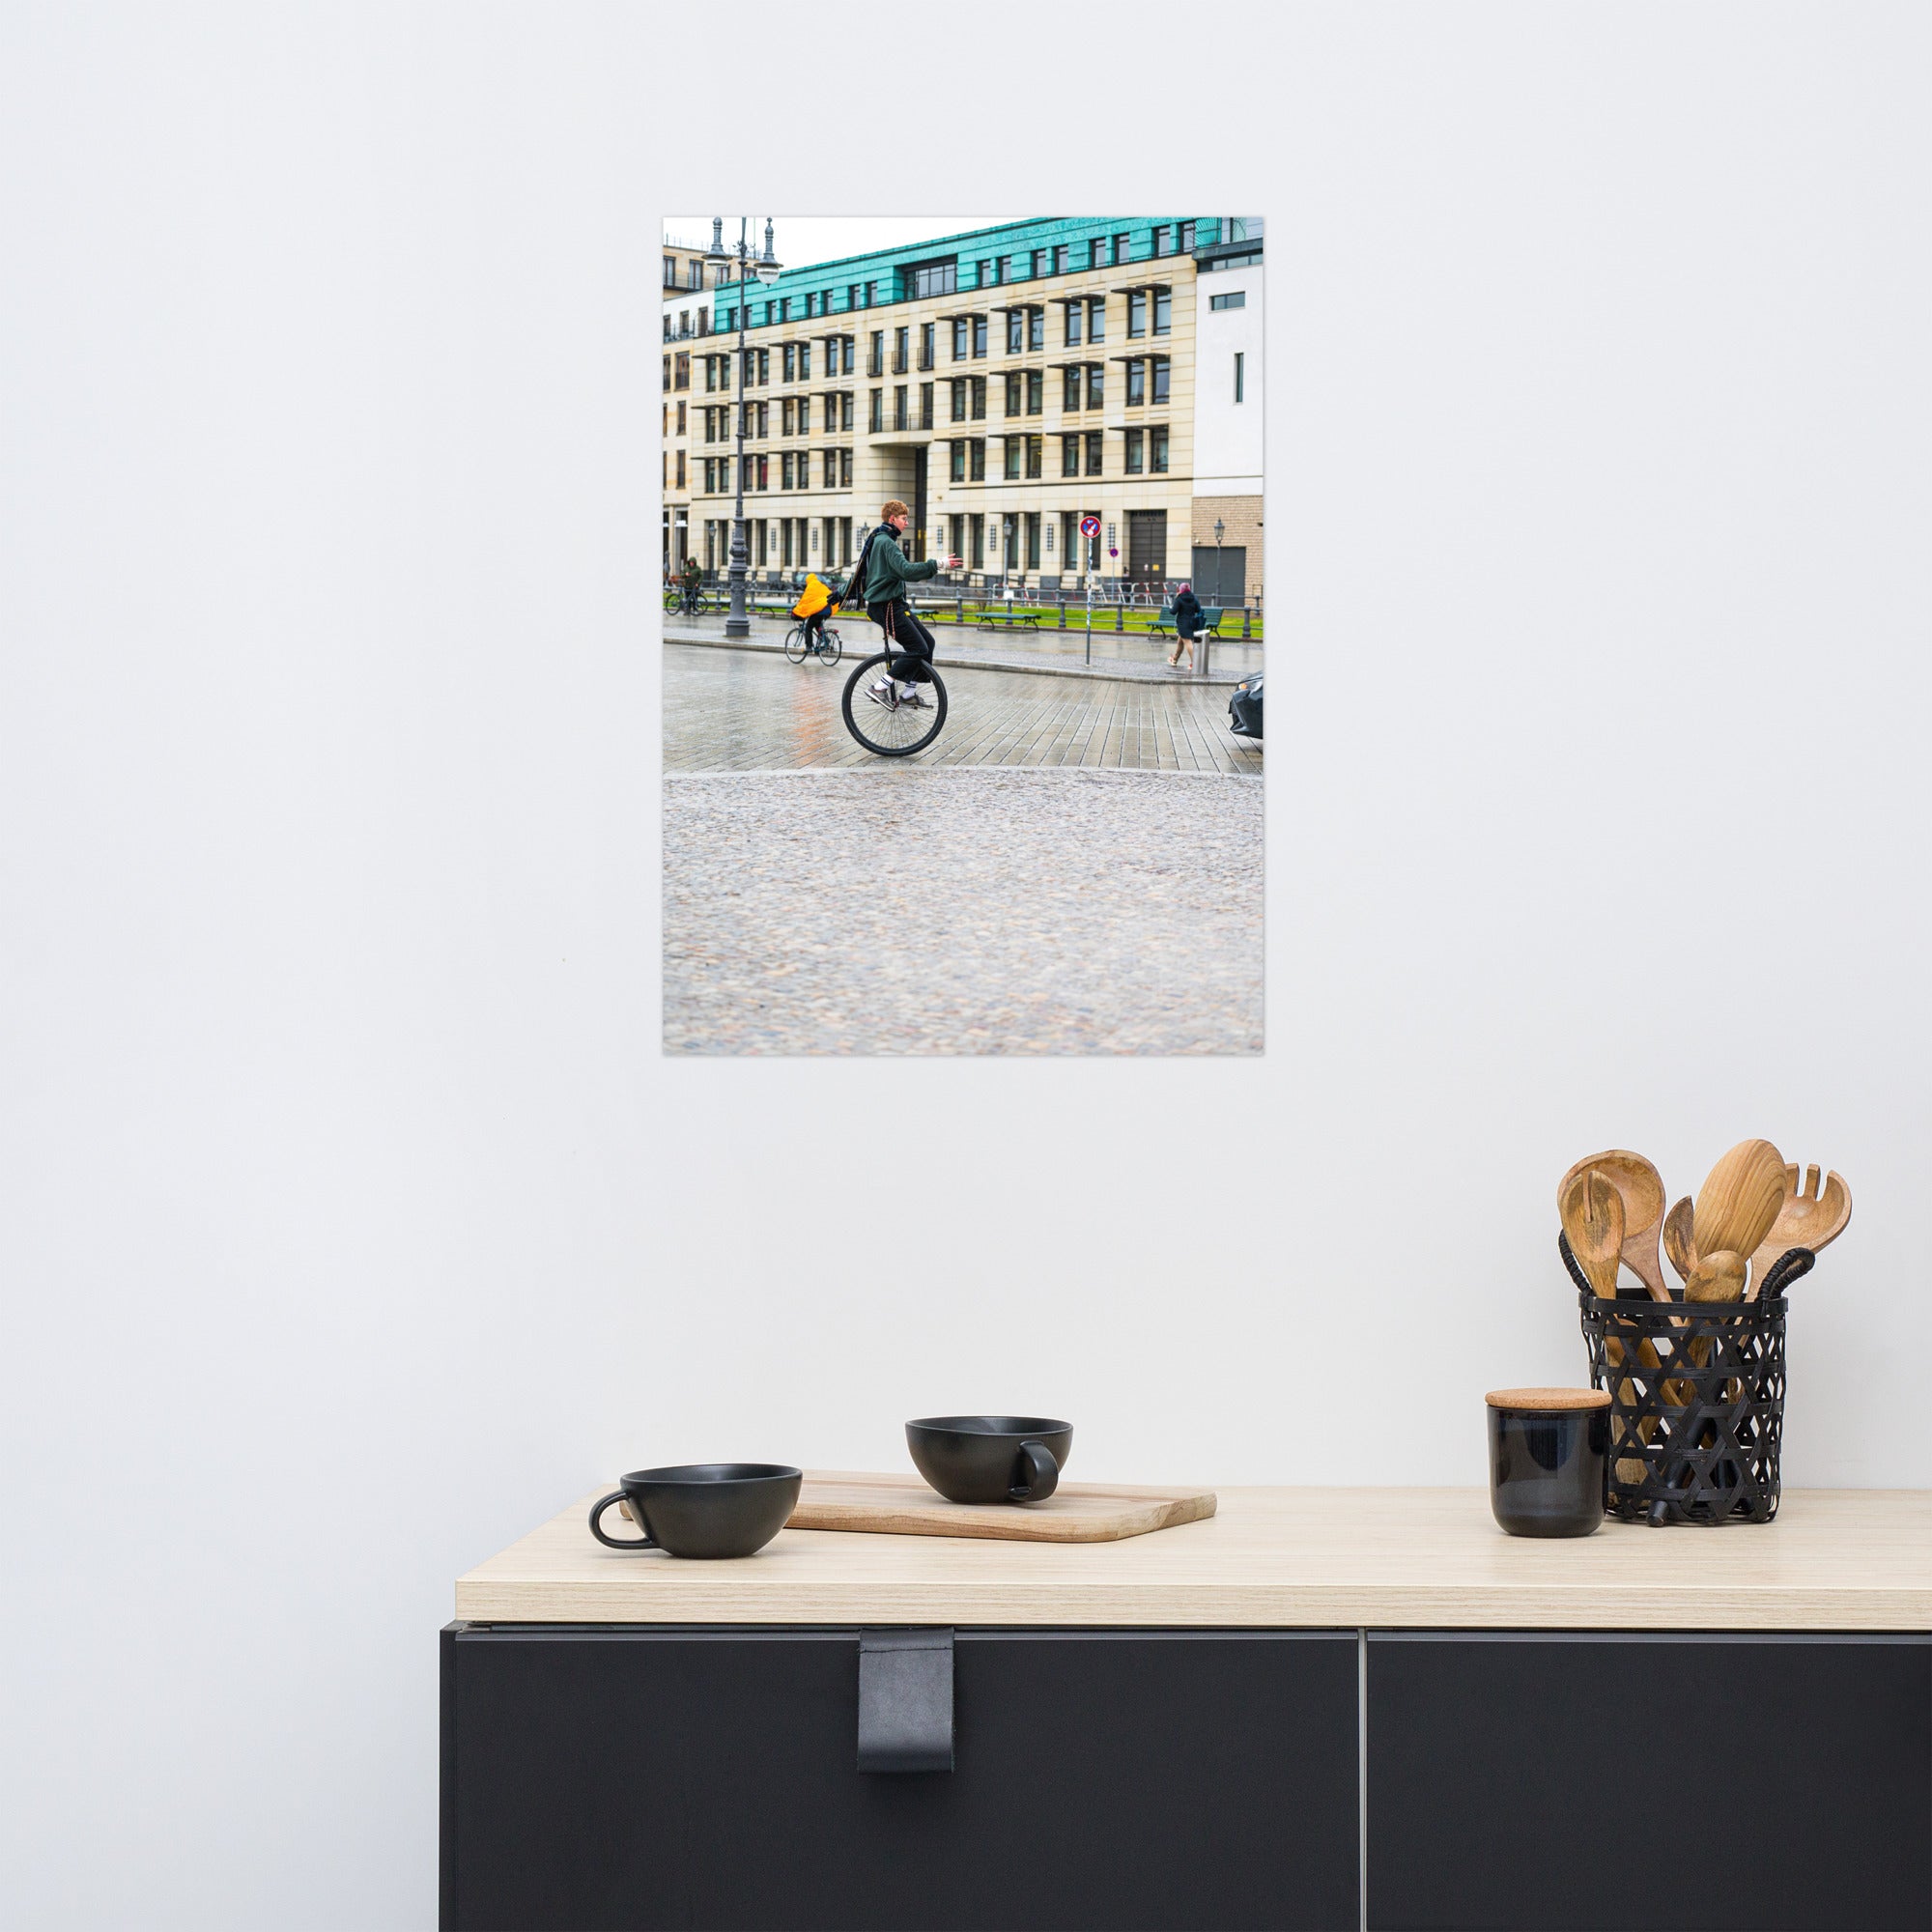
top-left (785, 1470), bottom-right (1217, 1544)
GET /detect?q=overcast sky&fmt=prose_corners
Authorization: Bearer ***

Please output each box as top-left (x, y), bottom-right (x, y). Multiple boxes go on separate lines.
top-left (666, 216), bottom-right (1030, 272)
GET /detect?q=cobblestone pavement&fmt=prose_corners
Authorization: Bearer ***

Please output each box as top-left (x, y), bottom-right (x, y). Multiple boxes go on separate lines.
top-left (664, 644), bottom-right (1264, 774)
top-left (664, 769), bottom-right (1263, 1055)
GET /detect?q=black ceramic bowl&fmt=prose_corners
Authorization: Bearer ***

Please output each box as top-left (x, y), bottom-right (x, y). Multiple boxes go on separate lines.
top-left (587, 1462), bottom-right (802, 1558)
top-left (906, 1416), bottom-right (1073, 1505)
top-left (1485, 1390), bottom-right (1607, 1539)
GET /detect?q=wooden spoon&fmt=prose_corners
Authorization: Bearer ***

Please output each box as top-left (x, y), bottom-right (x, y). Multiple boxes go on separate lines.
top-left (1683, 1249), bottom-right (1746, 1304)
top-left (1557, 1151), bottom-right (1669, 1301)
top-left (1747, 1165), bottom-right (1852, 1298)
top-left (1559, 1168), bottom-right (1624, 1297)
top-left (1662, 1196), bottom-right (1698, 1285)
top-left (1692, 1140), bottom-right (1786, 1269)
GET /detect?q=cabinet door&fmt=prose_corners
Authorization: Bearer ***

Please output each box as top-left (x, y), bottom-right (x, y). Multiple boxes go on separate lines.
top-left (1366, 1632), bottom-right (1931, 1931)
top-left (442, 1625), bottom-right (1359, 1932)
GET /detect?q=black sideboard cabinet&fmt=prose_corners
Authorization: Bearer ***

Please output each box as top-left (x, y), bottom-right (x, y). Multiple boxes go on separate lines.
top-left (441, 1624), bottom-right (1930, 1932)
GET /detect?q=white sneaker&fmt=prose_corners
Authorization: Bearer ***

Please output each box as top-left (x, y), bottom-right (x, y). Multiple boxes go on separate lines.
top-left (866, 675), bottom-right (896, 708)
top-left (899, 682), bottom-right (924, 707)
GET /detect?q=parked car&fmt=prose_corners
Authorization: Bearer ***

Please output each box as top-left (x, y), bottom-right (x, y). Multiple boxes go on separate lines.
top-left (1228, 673), bottom-right (1263, 739)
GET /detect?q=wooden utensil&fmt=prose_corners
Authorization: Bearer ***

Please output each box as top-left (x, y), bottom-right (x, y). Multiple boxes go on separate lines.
top-left (1747, 1165), bottom-right (1852, 1298)
top-left (1691, 1139), bottom-right (1787, 1270)
top-left (1683, 1249), bottom-right (1746, 1304)
top-left (1662, 1197), bottom-right (1698, 1285)
top-left (1557, 1151), bottom-right (1670, 1301)
top-left (1559, 1168), bottom-right (1624, 1297)
top-left (1560, 1170), bottom-right (1650, 1481)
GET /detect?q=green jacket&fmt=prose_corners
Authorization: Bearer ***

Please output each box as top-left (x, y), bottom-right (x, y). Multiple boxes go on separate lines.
top-left (862, 526), bottom-right (939, 606)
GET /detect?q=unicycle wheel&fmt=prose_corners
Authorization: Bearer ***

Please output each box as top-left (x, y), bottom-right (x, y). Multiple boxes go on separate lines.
top-left (840, 653), bottom-right (948, 756)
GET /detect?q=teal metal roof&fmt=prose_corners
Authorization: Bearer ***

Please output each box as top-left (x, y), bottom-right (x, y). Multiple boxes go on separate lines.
top-left (715, 217), bottom-right (1224, 332)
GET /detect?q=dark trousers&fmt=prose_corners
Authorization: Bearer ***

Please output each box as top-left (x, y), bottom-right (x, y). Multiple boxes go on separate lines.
top-left (867, 600), bottom-right (936, 681)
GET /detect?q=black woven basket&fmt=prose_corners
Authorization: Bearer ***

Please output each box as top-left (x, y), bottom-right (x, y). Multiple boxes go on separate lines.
top-left (1565, 1235), bottom-right (1811, 1526)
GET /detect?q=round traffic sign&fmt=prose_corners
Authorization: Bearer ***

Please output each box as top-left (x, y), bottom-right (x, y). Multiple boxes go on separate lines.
top-left (1079, 515), bottom-right (1101, 539)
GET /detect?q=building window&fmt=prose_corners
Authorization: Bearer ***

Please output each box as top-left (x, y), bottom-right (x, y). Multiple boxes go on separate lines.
top-left (970, 440), bottom-right (985, 481)
top-left (758, 348), bottom-right (770, 384)
top-left (804, 293), bottom-right (816, 318)
top-left (1026, 369), bottom-right (1042, 414)
top-left (1028, 308), bottom-right (1044, 351)
top-left (1151, 426), bottom-right (1169, 472)
top-left (970, 376), bottom-right (986, 419)
top-left (1234, 351), bottom-right (1245, 403)
top-left (799, 342), bottom-right (811, 380)
top-left (673, 451), bottom-right (684, 488)
top-left (1210, 289), bottom-right (1246, 311)
top-left (951, 441), bottom-right (966, 483)
top-left (1087, 297), bottom-right (1105, 344)
top-left (951, 378), bottom-right (966, 422)
top-left (868, 390), bottom-right (882, 432)
top-left (1086, 431), bottom-right (1103, 475)
top-left (894, 327), bottom-right (908, 374)
top-left (1125, 429), bottom-right (1144, 474)
top-left (998, 255), bottom-right (1014, 284)
top-left (1062, 434), bottom-right (1080, 477)
top-left (819, 450), bottom-right (834, 488)
top-left (705, 357), bottom-right (716, 392)
top-left (976, 259), bottom-right (992, 287)
top-left (894, 385), bottom-right (907, 431)
top-left (676, 401), bottom-right (686, 433)
top-left (1065, 303), bottom-right (1083, 349)
top-left (1153, 289), bottom-right (1171, 335)
top-left (839, 448), bottom-right (853, 486)
top-left (919, 382), bottom-right (933, 430)
top-left (1151, 356), bottom-right (1170, 405)
top-left (1087, 364), bottom-right (1103, 410)
top-left (867, 281), bottom-right (880, 306)
top-left (919, 322), bottom-right (934, 370)
top-left (781, 453), bottom-right (793, 489)
top-left (1032, 248), bottom-right (1047, 277)
top-left (1005, 438), bottom-right (1022, 480)
top-left (757, 456), bottom-right (769, 491)
top-left (1007, 310), bottom-right (1024, 354)
top-left (781, 344), bottom-right (795, 382)
top-left (1063, 368), bottom-right (1082, 412)
top-left (868, 331), bottom-right (884, 376)
top-left (1152, 226), bottom-right (1172, 259)
top-left (1127, 291), bottom-right (1147, 338)
top-left (908, 258), bottom-right (958, 298)
top-left (1126, 359), bottom-right (1146, 407)
top-left (972, 315), bottom-right (987, 357)
top-left (1090, 236), bottom-right (1109, 270)
top-left (1025, 511), bottom-right (1041, 568)
top-left (840, 393), bottom-right (853, 431)
top-left (1005, 372), bottom-right (1022, 417)
top-left (952, 317), bottom-right (968, 359)
top-left (1025, 435), bottom-right (1042, 479)
top-left (1179, 220), bottom-right (1197, 252)
top-left (1053, 244), bottom-right (1069, 275)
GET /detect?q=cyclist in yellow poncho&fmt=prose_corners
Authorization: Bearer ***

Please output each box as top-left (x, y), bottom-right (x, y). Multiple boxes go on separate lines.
top-left (790, 570), bottom-right (842, 654)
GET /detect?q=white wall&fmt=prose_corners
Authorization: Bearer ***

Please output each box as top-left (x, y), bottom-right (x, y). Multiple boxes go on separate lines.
top-left (4, 4), bottom-right (1928, 1928)
top-left (1193, 257), bottom-right (1264, 493)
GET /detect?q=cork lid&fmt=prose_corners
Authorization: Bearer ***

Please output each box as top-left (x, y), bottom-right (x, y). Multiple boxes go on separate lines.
top-left (1485, 1386), bottom-right (1611, 1411)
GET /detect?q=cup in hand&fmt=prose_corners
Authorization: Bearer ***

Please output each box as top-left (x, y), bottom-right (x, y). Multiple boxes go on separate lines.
top-left (587, 1463), bottom-right (802, 1559)
top-left (905, 1416), bottom-right (1072, 1505)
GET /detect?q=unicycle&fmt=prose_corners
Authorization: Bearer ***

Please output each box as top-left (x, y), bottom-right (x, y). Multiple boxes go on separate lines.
top-left (840, 652), bottom-right (948, 756)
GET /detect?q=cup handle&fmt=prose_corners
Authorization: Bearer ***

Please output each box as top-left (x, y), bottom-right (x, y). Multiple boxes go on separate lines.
top-left (588, 1491), bottom-right (657, 1550)
top-left (1009, 1440), bottom-right (1060, 1503)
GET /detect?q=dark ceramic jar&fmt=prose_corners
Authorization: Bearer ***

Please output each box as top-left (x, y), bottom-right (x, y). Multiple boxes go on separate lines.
top-left (1485, 1388), bottom-right (1609, 1538)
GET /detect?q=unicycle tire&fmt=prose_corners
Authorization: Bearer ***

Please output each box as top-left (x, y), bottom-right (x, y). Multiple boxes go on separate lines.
top-left (840, 653), bottom-right (948, 756)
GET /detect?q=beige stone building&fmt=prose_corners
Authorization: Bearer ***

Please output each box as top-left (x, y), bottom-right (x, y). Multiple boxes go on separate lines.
top-left (664, 217), bottom-right (1262, 603)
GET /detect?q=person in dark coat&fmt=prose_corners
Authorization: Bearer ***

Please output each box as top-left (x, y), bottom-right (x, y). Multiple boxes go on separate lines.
top-left (1167, 583), bottom-right (1205, 668)
top-left (860, 499), bottom-right (961, 710)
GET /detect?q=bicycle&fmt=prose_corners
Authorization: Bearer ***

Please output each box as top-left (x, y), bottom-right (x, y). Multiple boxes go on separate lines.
top-left (840, 652), bottom-right (949, 756)
top-left (663, 585), bottom-right (706, 615)
top-left (782, 620), bottom-right (842, 667)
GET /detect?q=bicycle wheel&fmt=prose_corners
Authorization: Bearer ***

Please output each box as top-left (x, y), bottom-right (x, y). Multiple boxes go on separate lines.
top-left (816, 627), bottom-right (842, 666)
top-left (841, 653), bottom-right (948, 756)
top-left (782, 624), bottom-right (809, 664)
top-left (664, 589), bottom-right (682, 613)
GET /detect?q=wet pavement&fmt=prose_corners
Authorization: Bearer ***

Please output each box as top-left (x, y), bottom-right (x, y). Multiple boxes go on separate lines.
top-left (664, 767), bottom-right (1263, 1056)
top-left (663, 643), bottom-right (1264, 775)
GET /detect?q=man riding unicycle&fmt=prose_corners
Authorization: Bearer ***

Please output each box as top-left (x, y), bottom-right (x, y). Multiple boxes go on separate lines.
top-left (860, 500), bottom-right (959, 709)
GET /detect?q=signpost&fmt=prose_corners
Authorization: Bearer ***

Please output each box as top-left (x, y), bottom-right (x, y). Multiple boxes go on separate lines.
top-left (1080, 516), bottom-right (1101, 664)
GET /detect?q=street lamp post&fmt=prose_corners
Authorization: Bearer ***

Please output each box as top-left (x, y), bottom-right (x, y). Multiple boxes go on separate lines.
top-left (724, 217), bottom-right (781, 640)
top-left (1204, 516), bottom-right (1225, 677)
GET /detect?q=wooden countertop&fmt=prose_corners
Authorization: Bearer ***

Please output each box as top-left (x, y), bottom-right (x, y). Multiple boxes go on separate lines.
top-left (454, 1482), bottom-right (1932, 1631)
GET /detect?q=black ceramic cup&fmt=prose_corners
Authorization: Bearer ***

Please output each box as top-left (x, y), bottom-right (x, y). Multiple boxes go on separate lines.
top-left (1486, 1389), bottom-right (1608, 1538)
top-left (905, 1416), bottom-right (1072, 1505)
top-left (587, 1463), bottom-right (802, 1559)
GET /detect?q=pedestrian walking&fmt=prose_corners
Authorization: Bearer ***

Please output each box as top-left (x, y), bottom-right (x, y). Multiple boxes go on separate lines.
top-left (1167, 582), bottom-right (1205, 669)
top-left (858, 500), bottom-right (960, 710)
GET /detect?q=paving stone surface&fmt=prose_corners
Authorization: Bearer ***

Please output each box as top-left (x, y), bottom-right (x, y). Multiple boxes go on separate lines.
top-left (664, 768), bottom-right (1264, 1057)
top-left (664, 644), bottom-right (1264, 775)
